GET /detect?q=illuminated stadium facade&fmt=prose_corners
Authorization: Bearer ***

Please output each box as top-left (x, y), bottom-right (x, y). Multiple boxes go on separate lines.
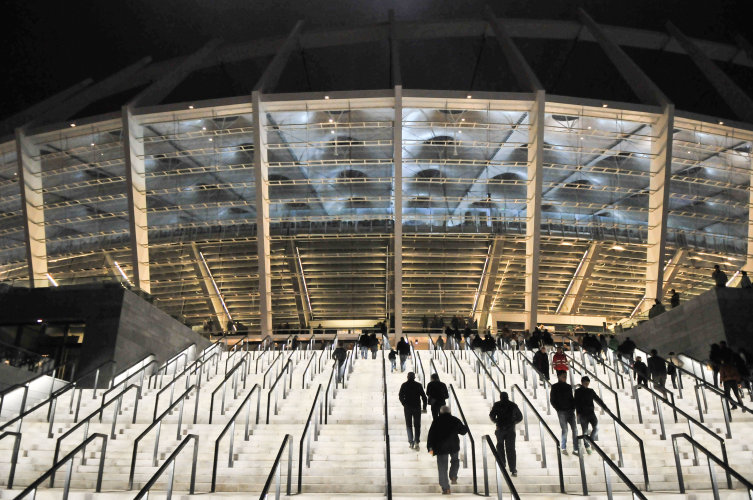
top-left (2, 11), bottom-right (753, 335)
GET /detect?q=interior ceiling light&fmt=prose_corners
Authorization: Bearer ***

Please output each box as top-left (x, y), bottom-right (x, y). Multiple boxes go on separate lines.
top-left (69, 123), bottom-right (76, 127)
top-left (324, 95), bottom-right (330, 100)
top-left (188, 105), bottom-right (194, 109)
top-left (611, 245), bottom-right (625, 251)
top-left (328, 118), bottom-right (334, 123)
top-left (602, 104), bottom-right (608, 108)
top-left (561, 241), bottom-right (573, 246)
top-left (202, 126), bottom-right (207, 131)
top-left (461, 118), bottom-right (465, 122)
top-left (718, 121), bottom-right (724, 125)
top-left (466, 95), bottom-right (472, 99)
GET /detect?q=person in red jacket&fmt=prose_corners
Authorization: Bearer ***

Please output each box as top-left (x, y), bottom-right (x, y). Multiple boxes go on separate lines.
top-left (552, 346), bottom-right (569, 377)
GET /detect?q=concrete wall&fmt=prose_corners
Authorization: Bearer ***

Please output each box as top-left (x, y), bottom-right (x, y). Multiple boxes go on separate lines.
top-left (616, 287), bottom-right (753, 359)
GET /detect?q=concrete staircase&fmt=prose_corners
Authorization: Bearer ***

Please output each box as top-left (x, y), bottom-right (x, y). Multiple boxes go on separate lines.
top-left (0, 338), bottom-right (751, 499)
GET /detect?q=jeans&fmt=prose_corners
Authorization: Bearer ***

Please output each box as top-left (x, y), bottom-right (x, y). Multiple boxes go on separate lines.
top-left (371, 347), bottom-right (378, 359)
top-left (557, 409), bottom-right (578, 450)
top-left (436, 452), bottom-right (459, 490)
top-left (400, 354), bottom-right (409, 372)
top-left (404, 406), bottom-right (422, 444)
top-left (430, 401), bottom-right (444, 420)
top-left (578, 412), bottom-right (598, 448)
top-left (494, 427), bottom-right (516, 472)
top-left (652, 373), bottom-right (667, 389)
top-left (360, 347), bottom-right (368, 359)
top-left (337, 362), bottom-right (346, 383)
top-left (723, 380), bottom-right (743, 406)
top-left (390, 358), bottom-right (396, 372)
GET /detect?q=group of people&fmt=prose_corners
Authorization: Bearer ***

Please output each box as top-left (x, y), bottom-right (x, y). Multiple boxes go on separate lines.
top-left (357, 332), bottom-right (380, 359)
top-left (709, 341), bottom-right (751, 409)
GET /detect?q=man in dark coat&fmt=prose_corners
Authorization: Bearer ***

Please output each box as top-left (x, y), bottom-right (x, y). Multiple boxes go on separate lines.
top-left (647, 349), bottom-right (668, 389)
top-left (427, 406), bottom-right (468, 495)
top-left (426, 373), bottom-right (450, 419)
top-left (574, 376), bottom-right (604, 455)
top-left (489, 391), bottom-right (522, 476)
top-left (396, 337), bottom-right (411, 372)
top-left (332, 345), bottom-right (347, 382)
top-left (533, 345), bottom-right (550, 382)
top-left (399, 372), bottom-right (427, 450)
top-left (633, 355), bottom-right (649, 386)
top-left (550, 371), bottom-right (579, 455)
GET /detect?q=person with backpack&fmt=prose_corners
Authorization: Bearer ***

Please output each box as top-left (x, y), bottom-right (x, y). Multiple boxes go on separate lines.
top-left (489, 391), bottom-right (523, 476)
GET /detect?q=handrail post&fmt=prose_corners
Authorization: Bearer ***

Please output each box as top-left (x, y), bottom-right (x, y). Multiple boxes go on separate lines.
top-left (577, 436), bottom-right (588, 495)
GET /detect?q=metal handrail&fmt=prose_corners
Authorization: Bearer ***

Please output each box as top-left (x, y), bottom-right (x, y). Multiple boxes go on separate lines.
top-left (52, 384), bottom-right (140, 481)
top-left (516, 351), bottom-right (552, 414)
top-left (0, 359), bottom-right (73, 419)
top-left (486, 354), bottom-right (508, 389)
top-left (258, 434), bottom-right (293, 500)
top-left (448, 384), bottom-right (478, 493)
top-left (568, 353), bottom-right (622, 420)
top-left (450, 351), bottom-right (466, 389)
top-left (101, 355), bottom-right (157, 405)
top-left (633, 382), bottom-right (732, 488)
top-left (152, 353), bottom-right (213, 421)
top-left (382, 348), bottom-right (393, 500)
top-left (510, 384), bottom-right (565, 493)
top-left (209, 353), bottom-right (249, 423)
top-left (324, 361), bottom-right (338, 424)
top-left (256, 347), bottom-right (272, 374)
top-left (297, 384), bottom-right (323, 493)
top-left (14, 433), bottom-right (107, 500)
top-left (576, 435), bottom-right (648, 499)
top-left (692, 382), bottom-right (745, 439)
top-left (415, 348), bottom-right (426, 386)
top-left (566, 335), bottom-right (626, 391)
top-left (266, 359), bottom-right (292, 423)
top-left (0, 431), bottom-right (21, 488)
top-left (150, 345), bottom-right (194, 388)
top-left (469, 349), bottom-right (503, 399)
top-left (128, 384), bottom-right (199, 489)
top-left (301, 348), bottom-right (319, 388)
top-left (672, 432), bottom-right (753, 497)
top-left (134, 434), bottom-right (200, 499)
top-left (211, 384), bottom-right (262, 491)
top-left (262, 351), bottom-right (284, 386)
top-left (481, 434), bottom-right (520, 500)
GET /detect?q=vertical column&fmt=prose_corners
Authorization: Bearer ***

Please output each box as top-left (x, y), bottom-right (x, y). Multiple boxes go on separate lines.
top-left (645, 104), bottom-right (674, 304)
top-left (15, 129), bottom-right (48, 287)
top-left (121, 107), bottom-right (151, 293)
top-left (393, 85), bottom-right (403, 342)
top-left (524, 91), bottom-right (545, 332)
top-left (253, 91), bottom-right (273, 337)
top-left (746, 154), bottom-right (753, 274)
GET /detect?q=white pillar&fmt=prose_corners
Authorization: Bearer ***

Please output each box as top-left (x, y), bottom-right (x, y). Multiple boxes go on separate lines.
top-left (393, 85), bottom-right (403, 342)
top-left (121, 106), bottom-right (151, 293)
top-left (253, 91), bottom-right (273, 337)
top-left (524, 91), bottom-right (545, 331)
top-left (15, 129), bottom-right (48, 287)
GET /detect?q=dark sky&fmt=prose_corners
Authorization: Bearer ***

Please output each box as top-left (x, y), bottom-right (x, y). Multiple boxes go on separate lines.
top-left (1, 0), bottom-right (750, 118)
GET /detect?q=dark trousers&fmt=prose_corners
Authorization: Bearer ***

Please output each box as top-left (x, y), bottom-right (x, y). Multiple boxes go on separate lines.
top-left (404, 406), bottom-right (421, 444)
top-left (494, 427), bottom-right (517, 472)
top-left (430, 401), bottom-right (444, 420)
top-left (723, 380), bottom-right (743, 406)
top-left (636, 375), bottom-right (648, 386)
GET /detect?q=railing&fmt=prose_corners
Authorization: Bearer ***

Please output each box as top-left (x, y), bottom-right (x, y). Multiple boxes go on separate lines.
top-left (486, 354), bottom-right (508, 389)
top-left (128, 384), bottom-right (199, 489)
top-left (297, 384), bottom-right (324, 493)
top-left (262, 351), bottom-right (284, 387)
top-left (150, 344), bottom-right (194, 389)
top-left (449, 351), bottom-right (466, 389)
top-left (468, 349), bottom-right (503, 400)
top-left (256, 347), bottom-right (273, 374)
top-left (382, 348), bottom-right (393, 500)
top-left (52, 384), bottom-right (140, 482)
top-left (209, 354), bottom-right (248, 423)
top-left (568, 354), bottom-right (622, 420)
top-left (0, 431), bottom-right (21, 488)
top-left (415, 348), bottom-right (426, 386)
top-left (258, 434), bottom-right (293, 500)
top-left (576, 435), bottom-right (648, 499)
top-left (0, 360), bottom-right (72, 419)
top-left (672, 432), bottom-right (753, 497)
top-left (510, 384), bottom-right (565, 493)
top-left (481, 434), bottom-right (520, 500)
top-left (266, 359), bottom-right (292, 423)
top-left (301, 348), bottom-right (319, 388)
top-left (691, 382), bottom-right (747, 439)
top-left (447, 384), bottom-right (478, 493)
top-left (211, 384), bottom-right (262, 491)
top-left (324, 361), bottom-right (338, 424)
top-left (152, 357), bottom-right (206, 421)
top-left (102, 354), bottom-right (157, 405)
top-left (516, 351), bottom-right (552, 414)
top-left (134, 434), bottom-right (200, 499)
top-left (14, 433), bottom-right (108, 500)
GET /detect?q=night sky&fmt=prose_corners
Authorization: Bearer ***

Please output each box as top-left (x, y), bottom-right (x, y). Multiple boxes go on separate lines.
top-left (1, 0), bottom-right (750, 119)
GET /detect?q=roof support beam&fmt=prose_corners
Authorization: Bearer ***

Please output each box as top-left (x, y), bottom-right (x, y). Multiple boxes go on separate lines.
top-left (121, 107), bottom-right (151, 293)
top-left (485, 5), bottom-right (543, 92)
top-left (393, 85), bottom-right (404, 341)
top-left (254, 21), bottom-right (305, 93)
top-left (478, 238), bottom-right (505, 330)
top-left (253, 91), bottom-right (273, 337)
top-left (389, 10), bottom-right (402, 87)
top-left (662, 247), bottom-right (688, 295)
top-left (666, 22), bottom-right (753, 123)
top-left (525, 90), bottom-right (545, 331)
top-left (131, 39), bottom-right (222, 108)
top-left (190, 242), bottom-right (231, 331)
top-left (644, 104), bottom-right (674, 309)
top-left (579, 9), bottom-right (669, 106)
top-left (556, 241), bottom-right (602, 315)
top-left (15, 129), bottom-right (48, 287)
top-left (742, 154), bottom-right (753, 281)
top-left (1, 79), bottom-right (92, 136)
top-left (287, 241), bottom-right (311, 328)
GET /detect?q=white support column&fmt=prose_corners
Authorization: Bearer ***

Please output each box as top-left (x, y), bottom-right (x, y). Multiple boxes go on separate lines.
top-left (393, 85), bottom-right (403, 342)
top-left (744, 155), bottom-right (753, 277)
top-left (524, 91), bottom-right (545, 332)
top-left (15, 129), bottom-right (48, 288)
top-left (253, 91), bottom-right (273, 337)
top-left (121, 107), bottom-right (151, 294)
top-left (557, 241), bottom-right (602, 315)
top-left (645, 104), bottom-right (674, 307)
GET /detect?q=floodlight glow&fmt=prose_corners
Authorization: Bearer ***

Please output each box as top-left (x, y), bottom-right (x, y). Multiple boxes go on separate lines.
top-left (46, 273), bottom-right (59, 286)
top-left (112, 260), bottom-right (133, 286)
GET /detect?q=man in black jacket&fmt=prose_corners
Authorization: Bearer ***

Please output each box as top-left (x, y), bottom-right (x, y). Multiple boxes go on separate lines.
top-left (489, 391), bottom-right (522, 476)
top-left (427, 406), bottom-right (468, 495)
top-left (532, 345), bottom-right (549, 382)
top-left (426, 373), bottom-right (450, 419)
top-left (550, 371), bottom-right (579, 455)
top-left (399, 372), bottom-right (428, 450)
top-left (633, 355), bottom-right (649, 386)
top-left (396, 337), bottom-right (411, 372)
top-left (332, 345), bottom-right (347, 382)
top-left (647, 349), bottom-right (667, 389)
top-left (574, 376), bottom-right (604, 455)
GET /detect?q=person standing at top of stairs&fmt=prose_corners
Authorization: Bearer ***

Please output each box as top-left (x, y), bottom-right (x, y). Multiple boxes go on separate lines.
top-left (427, 405), bottom-right (469, 495)
top-left (397, 337), bottom-right (411, 372)
top-left (489, 391), bottom-right (523, 477)
top-left (426, 372), bottom-right (449, 419)
top-left (551, 371), bottom-right (579, 456)
top-left (399, 371), bottom-right (428, 450)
